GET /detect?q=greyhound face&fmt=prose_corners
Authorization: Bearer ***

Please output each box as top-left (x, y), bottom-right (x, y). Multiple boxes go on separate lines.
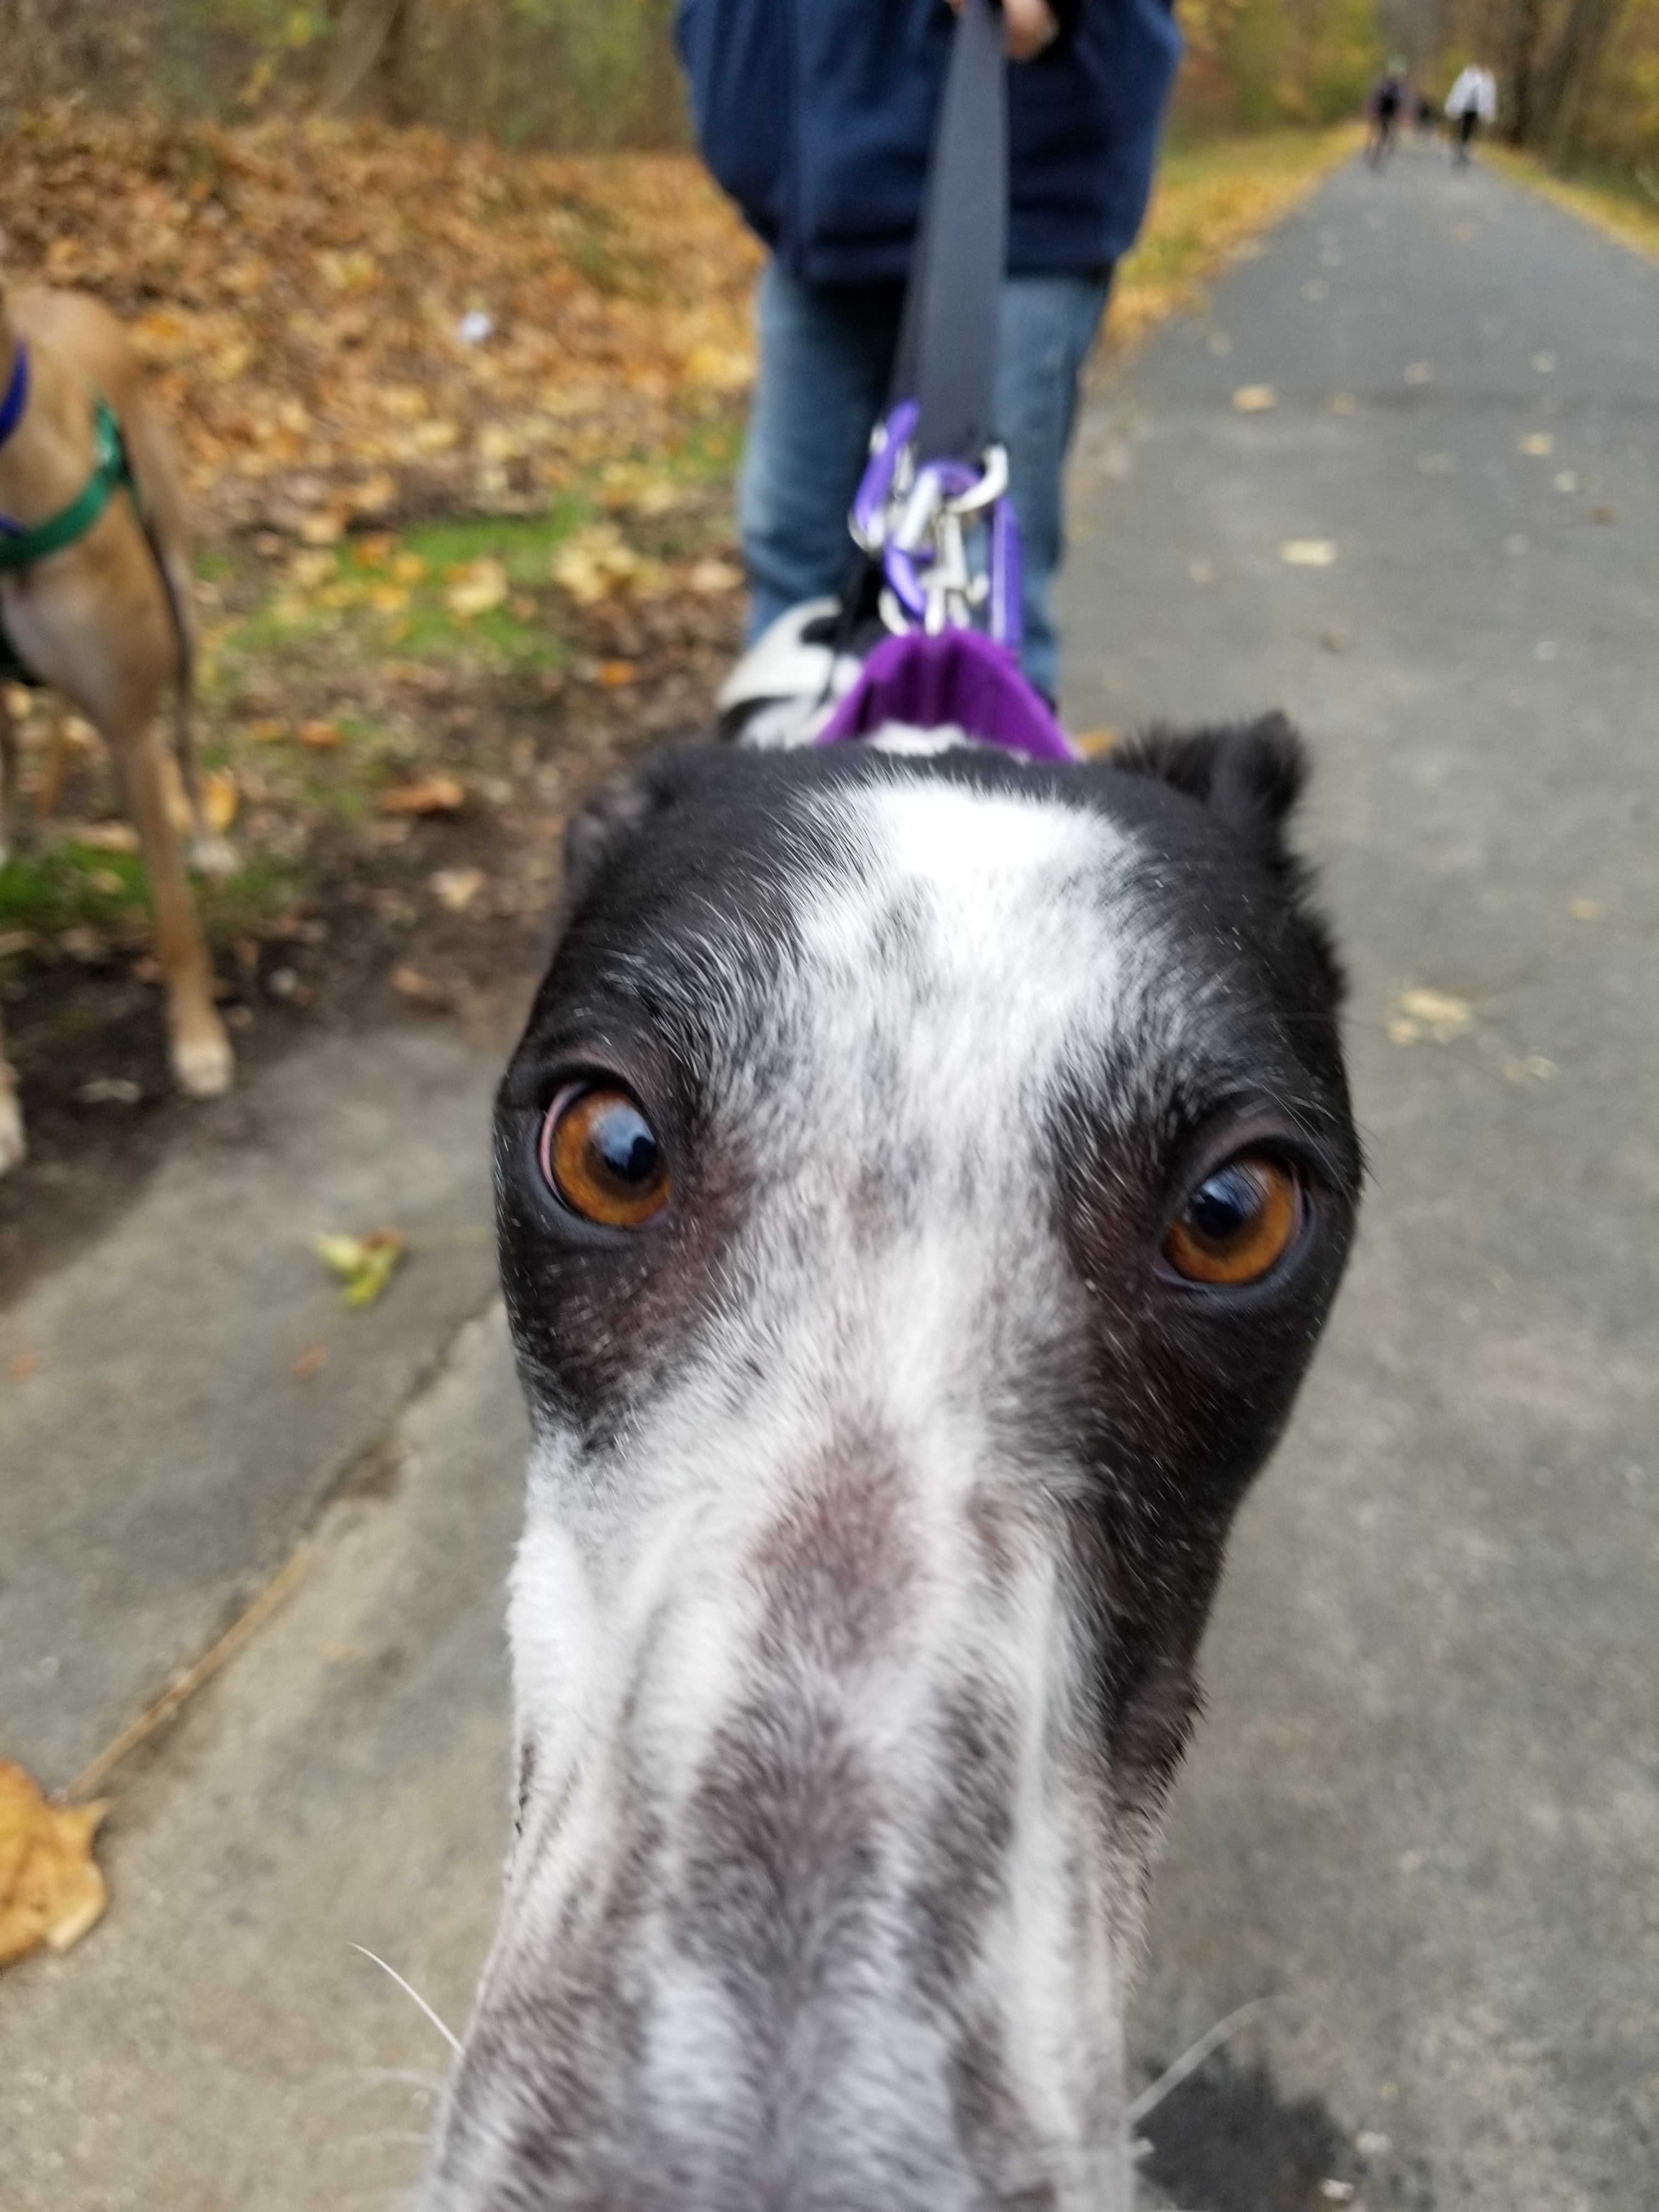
top-left (426, 723), bottom-right (1359, 2212)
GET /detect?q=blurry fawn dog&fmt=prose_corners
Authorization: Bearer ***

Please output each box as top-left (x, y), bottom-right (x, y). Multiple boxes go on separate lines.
top-left (0, 284), bottom-right (233, 1173)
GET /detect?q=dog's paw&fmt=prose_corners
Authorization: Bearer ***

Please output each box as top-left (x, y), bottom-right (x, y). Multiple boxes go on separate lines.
top-left (0, 1085), bottom-right (25, 1176)
top-left (172, 1022), bottom-right (234, 1100)
top-left (190, 834), bottom-right (242, 882)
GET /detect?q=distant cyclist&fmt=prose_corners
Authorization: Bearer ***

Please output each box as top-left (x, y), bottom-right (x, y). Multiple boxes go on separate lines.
top-left (1446, 62), bottom-right (1497, 164)
top-left (1365, 60), bottom-right (1407, 169)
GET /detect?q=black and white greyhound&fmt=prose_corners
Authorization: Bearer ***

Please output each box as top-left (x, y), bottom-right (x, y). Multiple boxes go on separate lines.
top-left (424, 715), bottom-right (1359, 2210)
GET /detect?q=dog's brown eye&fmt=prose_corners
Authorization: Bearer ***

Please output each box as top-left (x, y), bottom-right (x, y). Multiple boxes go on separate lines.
top-left (1164, 1156), bottom-right (1300, 1285)
top-left (540, 1086), bottom-right (669, 1228)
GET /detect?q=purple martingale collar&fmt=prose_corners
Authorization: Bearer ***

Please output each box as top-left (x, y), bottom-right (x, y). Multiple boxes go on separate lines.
top-left (0, 345), bottom-right (30, 454)
top-left (818, 629), bottom-right (1080, 765)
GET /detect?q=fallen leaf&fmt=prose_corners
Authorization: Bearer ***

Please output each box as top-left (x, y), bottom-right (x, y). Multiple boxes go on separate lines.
top-left (1233, 384), bottom-right (1277, 413)
top-left (291, 1342), bottom-right (329, 1381)
top-left (596, 659), bottom-right (638, 689)
top-left (287, 550), bottom-right (334, 590)
top-left (1397, 986), bottom-right (1473, 1039)
top-left (202, 769), bottom-right (239, 834)
top-left (391, 964), bottom-right (449, 1005)
top-left (380, 773), bottom-right (464, 816)
top-left (77, 820), bottom-right (140, 854)
top-left (686, 557), bottom-right (743, 596)
top-left (0, 1762), bottom-right (111, 1966)
top-left (298, 719), bottom-right (342, 749)
top-left (444, 556), bottom-right (509, 619)
top-left (1520, 432), bottom-right (1555, 457)
top-left (250, 717), bottom-right (290, 743)
top-left (1280, 539), bottom-right (1337, 567)
top-left (313, 1229), bottom-right (407, 1308)
top-left (551, 521), bottom-right (646, 605)
top-left (430, 866), bottom-right (486, 913)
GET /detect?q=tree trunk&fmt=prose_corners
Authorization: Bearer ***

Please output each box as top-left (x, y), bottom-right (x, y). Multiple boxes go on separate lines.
top-left (1538, 0), bottom-right (1628, 164)
top-left (1504, 0), bottom-right (1547, 143)
top-left (324, 0), bottom-right (417, 120)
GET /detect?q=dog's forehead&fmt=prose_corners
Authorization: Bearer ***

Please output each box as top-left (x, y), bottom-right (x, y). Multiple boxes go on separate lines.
top-left (532, 747), bottom-right (1311, 1117)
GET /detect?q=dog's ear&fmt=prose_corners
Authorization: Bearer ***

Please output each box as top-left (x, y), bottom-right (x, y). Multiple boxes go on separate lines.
top-left (1111, 712), bottom-right (1307, 873)
top-left (562, 781), bottom-right (658, 916)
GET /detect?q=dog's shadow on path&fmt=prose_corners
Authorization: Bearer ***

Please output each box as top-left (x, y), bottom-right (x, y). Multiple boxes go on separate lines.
top-left (1139, 2052), bottom-right (1434, 2212)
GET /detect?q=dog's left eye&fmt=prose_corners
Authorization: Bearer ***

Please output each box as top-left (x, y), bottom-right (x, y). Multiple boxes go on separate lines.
top-left (539, 1085), bottom-right (670, 1228)
top-left (1164, 1155), bottom-right (1301, 1286)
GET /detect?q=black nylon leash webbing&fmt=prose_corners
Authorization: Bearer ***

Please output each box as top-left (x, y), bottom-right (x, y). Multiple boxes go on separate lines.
top-left (891, 0), bottom-right (1009, 465)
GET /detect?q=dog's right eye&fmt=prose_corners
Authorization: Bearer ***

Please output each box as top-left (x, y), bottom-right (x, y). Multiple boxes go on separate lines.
top-left (539, 1085), bottom-right (670, 1228)
top-left (1164, 1155), bottom-right (1301, 1286)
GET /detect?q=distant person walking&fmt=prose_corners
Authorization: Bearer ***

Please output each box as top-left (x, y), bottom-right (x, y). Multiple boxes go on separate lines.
top-left (1365, 60), bottom-right (1407, 168)
top-left (1446, 63), bottom-right (1497, 163)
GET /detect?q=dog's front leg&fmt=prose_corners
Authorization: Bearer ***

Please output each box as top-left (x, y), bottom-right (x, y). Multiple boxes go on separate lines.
top-left (0, 1001), bottom-right (22, 1173)
top-left (110, 719), bottom-right (233, 1099)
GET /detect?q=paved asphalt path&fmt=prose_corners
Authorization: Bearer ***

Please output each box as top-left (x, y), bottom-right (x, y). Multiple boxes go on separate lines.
top-left (1059, 143), bottom-right (1658, 2210)
top-left (2, 143), bottom-right (1655, 2212)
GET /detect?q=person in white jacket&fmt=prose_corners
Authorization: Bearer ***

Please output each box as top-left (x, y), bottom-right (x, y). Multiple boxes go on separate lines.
top-left (1446, 64), bottom-right (1498, 162)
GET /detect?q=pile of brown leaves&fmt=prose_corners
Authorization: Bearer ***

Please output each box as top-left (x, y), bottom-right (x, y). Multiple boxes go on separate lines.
top-left (3, 108), bottom-right (761, 541)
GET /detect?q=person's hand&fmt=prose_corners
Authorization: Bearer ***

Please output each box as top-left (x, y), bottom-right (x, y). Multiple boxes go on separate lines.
top-left (949, 0), bottom-right (1062, 63)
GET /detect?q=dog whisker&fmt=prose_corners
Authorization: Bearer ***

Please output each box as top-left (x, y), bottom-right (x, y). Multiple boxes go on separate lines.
top-left (1126, 1996), bottom-right (1273, 2124)
top-left (351, 1943), bottom-right (462, 2055)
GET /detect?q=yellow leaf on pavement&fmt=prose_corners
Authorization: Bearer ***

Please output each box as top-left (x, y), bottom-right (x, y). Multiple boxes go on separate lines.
top-left (1233, 384), bottom-right (1277, 413)
top-left (0, 1762), bottom-right (111, 1967)
top-left (312, 1229), bottom-right (407, 1308)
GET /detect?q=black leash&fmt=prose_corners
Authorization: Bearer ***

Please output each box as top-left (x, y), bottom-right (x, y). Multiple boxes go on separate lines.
top-left (892, 0), bottom-right (1009, 468)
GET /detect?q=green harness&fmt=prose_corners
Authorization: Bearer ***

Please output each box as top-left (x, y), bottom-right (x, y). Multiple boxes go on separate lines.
top-left (0, 394), bottom-right (137, 688)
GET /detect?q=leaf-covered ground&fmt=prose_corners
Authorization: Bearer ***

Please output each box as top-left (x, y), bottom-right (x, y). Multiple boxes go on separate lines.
top-left (0, 112), bottom-right (1351, 1286)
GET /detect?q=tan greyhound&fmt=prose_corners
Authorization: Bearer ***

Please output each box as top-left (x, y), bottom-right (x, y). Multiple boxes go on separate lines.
top-left (0, 284), bottom-right (232, 1173)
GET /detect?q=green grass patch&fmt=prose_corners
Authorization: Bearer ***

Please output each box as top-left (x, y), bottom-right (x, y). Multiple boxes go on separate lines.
top-left (0, 841), bottom-right (295, 945)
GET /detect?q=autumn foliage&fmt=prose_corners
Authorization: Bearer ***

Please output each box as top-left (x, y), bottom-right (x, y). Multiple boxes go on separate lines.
top-left (3, 109), bottom-right (760, 544)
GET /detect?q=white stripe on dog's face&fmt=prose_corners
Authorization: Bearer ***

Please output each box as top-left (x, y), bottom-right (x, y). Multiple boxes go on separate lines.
top-left (432, 738), bottom-right (1358, 2212)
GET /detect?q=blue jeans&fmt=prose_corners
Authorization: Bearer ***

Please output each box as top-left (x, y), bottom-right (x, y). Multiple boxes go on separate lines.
top-left (740, 262), bottom-right (1112, 701)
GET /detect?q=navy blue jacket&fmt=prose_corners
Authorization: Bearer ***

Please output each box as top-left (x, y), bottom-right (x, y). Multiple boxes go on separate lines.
top-left (677, 0), bottom-right (1181, 282)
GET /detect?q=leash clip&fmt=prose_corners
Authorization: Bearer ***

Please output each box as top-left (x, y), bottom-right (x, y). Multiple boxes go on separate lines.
top-left (850, 405), bottom-right (1022, 650)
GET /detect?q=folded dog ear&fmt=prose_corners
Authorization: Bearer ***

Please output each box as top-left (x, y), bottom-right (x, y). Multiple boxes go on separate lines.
top-left (561, 780), bottom-right (659, 916)
top-left (1111, 711), bottom-right (1307, 872)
